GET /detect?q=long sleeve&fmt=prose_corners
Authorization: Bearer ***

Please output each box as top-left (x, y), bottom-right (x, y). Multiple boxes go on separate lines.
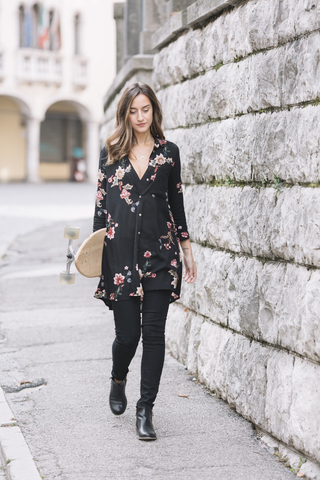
top-left (168, 146), bottom-right (190, 242)
top-left (93, 147), bottom-right (108, 232)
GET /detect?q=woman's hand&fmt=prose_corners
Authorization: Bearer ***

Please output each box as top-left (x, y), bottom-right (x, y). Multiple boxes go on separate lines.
top-left (180, 239), bottom-right (197, 284)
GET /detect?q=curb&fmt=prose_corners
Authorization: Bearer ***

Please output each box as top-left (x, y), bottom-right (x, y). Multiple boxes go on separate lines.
top-left (0, 388), bottom-right (41, 480)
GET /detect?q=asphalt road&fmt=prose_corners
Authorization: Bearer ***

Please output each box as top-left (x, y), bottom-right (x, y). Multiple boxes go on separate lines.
top-left (0, 182), bottom-right (297, 479)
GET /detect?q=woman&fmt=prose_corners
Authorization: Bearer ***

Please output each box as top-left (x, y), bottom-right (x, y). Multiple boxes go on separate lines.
top-left (93, 82), bottom-right (196, 441)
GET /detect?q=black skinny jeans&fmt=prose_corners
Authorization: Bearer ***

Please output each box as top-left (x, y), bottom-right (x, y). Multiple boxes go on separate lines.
top-left (111, 290), bottom-right (171, 408)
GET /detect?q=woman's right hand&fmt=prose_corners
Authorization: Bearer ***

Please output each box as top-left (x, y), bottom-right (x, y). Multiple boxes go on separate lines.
top-left (180, 239), bottom-right (197, 284)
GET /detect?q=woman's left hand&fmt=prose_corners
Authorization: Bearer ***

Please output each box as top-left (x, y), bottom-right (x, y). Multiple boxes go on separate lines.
top-left (180, 239), bottom-right (197, 284)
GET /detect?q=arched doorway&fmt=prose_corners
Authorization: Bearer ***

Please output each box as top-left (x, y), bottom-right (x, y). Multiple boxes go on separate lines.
top-left (0, 96), bottom-right (29, 181)
top-left (40, 101), bottom-right (84, 181)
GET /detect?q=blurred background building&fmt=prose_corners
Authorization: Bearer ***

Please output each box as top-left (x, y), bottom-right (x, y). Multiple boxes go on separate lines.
top-left (0, 0), bottom-right (115, 183)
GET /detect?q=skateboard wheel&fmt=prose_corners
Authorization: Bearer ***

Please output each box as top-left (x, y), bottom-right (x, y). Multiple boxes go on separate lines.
top-left (60, 272), bottom-right (76, 285)
top-left (64, 226), bottom-right (80, 240)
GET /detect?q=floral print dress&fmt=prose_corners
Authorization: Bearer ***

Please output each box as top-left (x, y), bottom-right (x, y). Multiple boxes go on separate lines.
top-left (93, 138), bottom-right (190, 310)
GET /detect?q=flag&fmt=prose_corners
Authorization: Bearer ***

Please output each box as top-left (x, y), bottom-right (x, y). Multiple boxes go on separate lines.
top-left (38, 4), bottom-right (49, 50)
top-left (24, 6), bottom-right (33, 48)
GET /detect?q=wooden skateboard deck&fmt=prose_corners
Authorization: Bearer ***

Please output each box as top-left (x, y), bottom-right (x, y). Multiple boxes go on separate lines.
top-left (74, 228), bottom-right (106, 278)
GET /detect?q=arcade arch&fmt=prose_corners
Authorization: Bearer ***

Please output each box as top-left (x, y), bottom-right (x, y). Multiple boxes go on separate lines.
top-left (0, 94), bottom-right (31, 182)
top-left (0, 95), bottom-right (99, 182)
top-left (39, 99), bottom-right (99, 182)
top-left (40, 101), bottom-right (84, 181)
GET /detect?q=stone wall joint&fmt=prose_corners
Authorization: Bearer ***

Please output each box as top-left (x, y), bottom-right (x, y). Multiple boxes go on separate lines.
top-left (193, 240), bottom-right (320, 271)
top-left (155, 25), bottom-right (320, 90)
top-left (184, 179), bottom-right (320, 191)
top-left (164, 96), bottom-right (320, 130)
top-left (177, 303), bottom-right (320, 368)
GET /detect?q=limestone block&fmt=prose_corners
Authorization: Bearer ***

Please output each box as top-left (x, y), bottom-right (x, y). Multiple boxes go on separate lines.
top-left (258, 262), bottom-right (314, 355)
top-left (166, 303), bottom-right (204, 373)
top-left (165, 302), bottom-right (191, 365)
top-left (226, 256), bottom-right (263, 337)
top-left (179, 243), bottom-right (320, 362)
top-left (186, 311), bottom-right (204, 373)
top-left (180, 247), bottom-right (233, 325)
top-left (257, 262), bottom-right (320, 362)
top-left (282, 32), bottom-right (320, 106)
top-left (194, 317), bottom-right (224, 389)
top-left (265, 353), bottom-right (320, 463)
top-left (182, 184), bottom-right (208, 245)
top-left (153, 31), bottom-right (198, 87)
top-left (187, 0), bottom-right (242, 27)
top-left (156, 31), bottom-right (320, 129)
top-left (166, 104), bottom-right (320, 184)
top-left (264, 350), bottom-right (295, 446)
top-left (299, 460), bottom-right (320, 480)
top-left (270, 189), bottom-right (320, 266)
top-left (183, 184), bottom-right (320, 267)
top-left (153, 0), bottom-right (320, 88)
top-left (151, 8), bottom-right (188, 50)
top-left (196, 319), bottom-right (269, 425)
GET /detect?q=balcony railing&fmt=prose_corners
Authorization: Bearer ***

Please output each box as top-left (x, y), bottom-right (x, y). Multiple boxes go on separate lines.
top-left (73, 55), bottom-right (88, 89)
top-left (17, 49), bottom-right (62, 84)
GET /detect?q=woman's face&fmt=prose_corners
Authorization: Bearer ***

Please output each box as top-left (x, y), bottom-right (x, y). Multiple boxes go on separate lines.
top-left (128, 94), bottom-right (153, 137)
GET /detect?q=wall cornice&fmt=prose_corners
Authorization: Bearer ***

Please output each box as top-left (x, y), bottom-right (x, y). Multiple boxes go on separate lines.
top-left (152, 0), bottom-right (244, 50)
top-left (151, 9), bottom-right (188, 50)
top-left (187, 0), bottom-right (242, 26)
top-left (103, 54), bottom-right (154, 111)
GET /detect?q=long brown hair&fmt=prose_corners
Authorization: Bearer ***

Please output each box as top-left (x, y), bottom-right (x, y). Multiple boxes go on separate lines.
top-left (105, 82), bottom-right (165, 164)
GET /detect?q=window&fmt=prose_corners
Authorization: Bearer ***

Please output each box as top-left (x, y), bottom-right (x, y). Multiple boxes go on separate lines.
top-left (19, 3), bottom-right (61, 51)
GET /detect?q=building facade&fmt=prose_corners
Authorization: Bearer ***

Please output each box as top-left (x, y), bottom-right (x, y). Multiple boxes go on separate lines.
top-left (0, 0), bottom-right (115, 182)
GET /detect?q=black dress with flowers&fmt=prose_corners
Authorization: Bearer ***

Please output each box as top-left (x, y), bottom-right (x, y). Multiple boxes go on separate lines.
top-left (93, 138), bottom-right (190, 310)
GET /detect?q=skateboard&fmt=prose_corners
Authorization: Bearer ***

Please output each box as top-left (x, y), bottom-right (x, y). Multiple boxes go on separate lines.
top-left (60, 226), bottom-right (106, 285)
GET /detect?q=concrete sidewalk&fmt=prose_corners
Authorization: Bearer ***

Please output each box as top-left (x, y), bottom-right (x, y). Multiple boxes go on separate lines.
top-left (0, 219), bottom-right (297, 480)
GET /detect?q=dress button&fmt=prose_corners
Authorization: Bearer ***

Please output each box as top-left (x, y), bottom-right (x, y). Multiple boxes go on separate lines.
top-left (139, 213), bottom-right (142, 216)
top-left (138, 231), bottom-right (140, 235)
top-left (139, 195), bottom-right (141, 198)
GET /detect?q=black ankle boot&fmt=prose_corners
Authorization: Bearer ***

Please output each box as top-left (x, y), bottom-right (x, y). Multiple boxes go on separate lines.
top-left (109, 377), bottom-right (127, 415)
top-left (136, 405), bottom-right (156, 440)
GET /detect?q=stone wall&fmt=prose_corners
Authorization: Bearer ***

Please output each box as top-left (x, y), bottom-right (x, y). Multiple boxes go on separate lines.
top-left (152, 0), bottom-right (320, 477)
